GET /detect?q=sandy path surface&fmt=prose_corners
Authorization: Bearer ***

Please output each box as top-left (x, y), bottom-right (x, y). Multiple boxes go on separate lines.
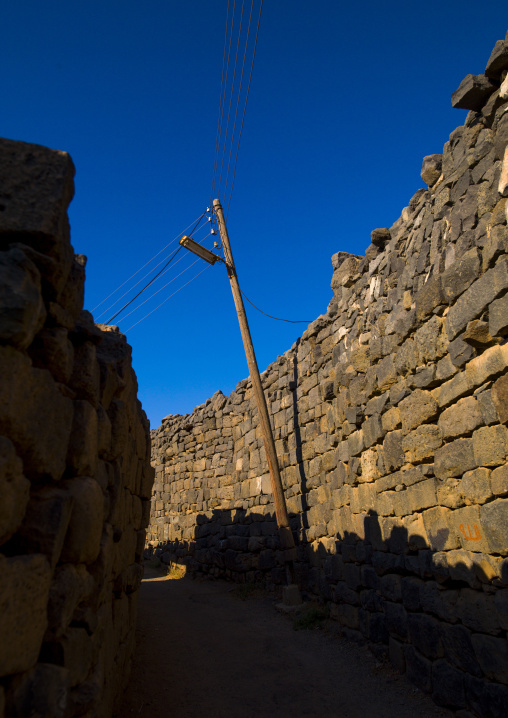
top-left (115, 567), bottom-right (452, 718)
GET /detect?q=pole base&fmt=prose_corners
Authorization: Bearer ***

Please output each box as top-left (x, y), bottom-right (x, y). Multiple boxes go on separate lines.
top-left (283, 583), bottom-right (303, 606)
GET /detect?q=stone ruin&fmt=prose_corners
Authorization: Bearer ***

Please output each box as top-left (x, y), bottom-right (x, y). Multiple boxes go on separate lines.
top-left (0, 139), bottom-right (154, 717)
top-left (148, 32), bottom-right (508, 716)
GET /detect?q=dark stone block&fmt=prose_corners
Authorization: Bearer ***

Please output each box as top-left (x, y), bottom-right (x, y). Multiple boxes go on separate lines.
top-left (471, 633), bottom-right (508, 683)
top-left (408, 613), bottom-right (443, 660)
top-left (369, 612), bottom-right (389, 644)
top-left (449, 336), bottom-right (475, 367)
top-left (404, 645), bottom-right (433, 694)
top-left (485, 39), bottom-right (508, 80)
top-left (334, 581), bottom-right (360, 606)
top-left (360, 565), bottom-right (380, 590)
top-left (401, 577), bottom-right (422, 612)
top-left (384, 601), bottom-right (407, 639)
top-left (465, 675), bottom-right (508, 718)
top-left (344, 562), bottom-right (361, 591)
top-left (451, 74), bottom-right (497, 111)
top-left (372, 551), bottom-right (405, 575)
top-left (360, 589), bottom-right (384, 612)
top-left (432, 659), bottom-right (466, 709)
top-left (379, 574), bottom-right (402, 602)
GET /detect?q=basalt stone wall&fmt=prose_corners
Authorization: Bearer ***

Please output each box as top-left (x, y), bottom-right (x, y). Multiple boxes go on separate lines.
top-left (148, 34), bottom-right (508, 716)
top-left (0, 138), bottom-right (154, 718)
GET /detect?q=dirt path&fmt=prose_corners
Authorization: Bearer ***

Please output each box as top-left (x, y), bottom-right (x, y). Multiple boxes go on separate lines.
top-left (115, 567), bottom-right (452, 718)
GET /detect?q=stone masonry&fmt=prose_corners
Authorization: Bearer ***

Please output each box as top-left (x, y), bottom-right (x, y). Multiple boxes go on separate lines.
top-left (148, 32), bottom-right (508, 717)
top-left (0, 139), bottom-right (154, 717)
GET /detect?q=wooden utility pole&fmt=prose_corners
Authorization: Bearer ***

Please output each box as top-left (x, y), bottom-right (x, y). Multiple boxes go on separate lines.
top-left (213, 199), bottom-right (297, 566)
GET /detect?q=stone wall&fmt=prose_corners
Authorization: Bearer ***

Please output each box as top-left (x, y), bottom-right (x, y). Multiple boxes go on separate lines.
top-left (0, 138), bottom-right (154, 718)
top-left (148, 34), bottom-right (508, 716)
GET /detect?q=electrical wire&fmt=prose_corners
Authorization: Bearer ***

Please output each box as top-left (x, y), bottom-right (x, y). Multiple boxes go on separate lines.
top-left (91, 212), bottom-right (205, 313)
top-left (239, 286), bottom-right (311, 323)
top-left (217, 0), bottom-right (246, 199)
top-left (95, 223), bottom-right (210, 321)
top-left (211, 0), bottom-right (237, 202)
top-left (105, 210), bottom-right (207, 324)
top-left (210, 0), bottom-right (231, 206)
top-left (117, 257), bottom-right (201, 323)
top-left (125, 265), bottom-right (212, 333)
top-left (225, 0), bottom-right (263, 216)
top-left (222, 0), bottom-right (255, 203)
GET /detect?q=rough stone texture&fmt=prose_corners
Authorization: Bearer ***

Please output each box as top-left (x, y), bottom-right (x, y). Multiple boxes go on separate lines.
top-left (0, 138), bottom-right (154, 718)
top-left (147, 36), bottom-right (508, 718)
top-left (451, 74), bottom-right (497, 111)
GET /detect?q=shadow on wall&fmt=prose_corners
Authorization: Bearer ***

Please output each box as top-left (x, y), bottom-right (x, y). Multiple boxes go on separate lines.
top-left (148, 505), bottom-right (508, 716)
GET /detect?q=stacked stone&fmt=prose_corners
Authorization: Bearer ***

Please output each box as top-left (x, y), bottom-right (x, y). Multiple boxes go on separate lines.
top-left (0, 139), bottom-right (154, 718)
top-left (148, 33), bottom-right (508, 716)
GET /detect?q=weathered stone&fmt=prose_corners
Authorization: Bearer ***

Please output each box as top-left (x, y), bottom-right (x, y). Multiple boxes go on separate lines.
top-left (0, 137), bottom-right (75, 245)
top-left (66, 400), bottom-right (98, 477)
top-left (415, 274), bottom-right (443, 321)
top-left (449, 505), bottom-right (491, 553)
top-left (472, 424), bottom-right (508, 467)
top-left (471, 633), bottom-right (508, 683)
top-left (448, 336), bottom-right (474, 368)
top-left (460, 468), bottom-right (492, 505)
top-left (451, 74), bottom-right (497, 111)
top-left (0, 346), bottom-right (73, 480)
top-left (432, 660), bottom-right (466, 709)
top-left (0, 554), bottom-right (52, 675)
top-left (404, 646), bottom-right (432, 694)
top-left (485, 39), bottom-right (508, 80)
top-left (445, 258), bottom-right (508, 340)
top-left (481, 499), bottom-right (508, 554)
top-left (423, 506), bottom-right (459, 551)
top-left (491, 463), bottom-right (508, 496)
top-left (457, 587), bottom-right (499, 634)
top-left (491, 373), bottom-right (508, 424)
top-left (402, 424), bottom-right (442, 463)
top-left (399, 389), bottom-right (438, 434)
top-left (14, 487), bottom-right (74, 568)
top-left (382, 431), bottom-right (404, 472)
top-left (0, 435), bottom-right (29, 544)
top-left (489, 292), bottom-right (508, 338)
top-left (421, 154), bottom-right (442, 186)
top-left (362, 414), bottom-right (383, 448)
top-left (462, 319), bottom-right (493, 347)
top-left (29, 327), bottom-right (74, 384)
top-left (438, 396), bottom-right (483, 439)
top-left (11, 663), bottom-right (70, 718)
top-left (442, 623), bottom-right (482, 677)
top-left (60, 478), bottom-right (104, 564)
top-left (434, 438), bottom-right (476, 479)
top-left (0, 247), bottom-right (46, 349)
top-left (370, 228), bottom-right (391, 248)
top-left (69, 341), bottom-right (100, 408)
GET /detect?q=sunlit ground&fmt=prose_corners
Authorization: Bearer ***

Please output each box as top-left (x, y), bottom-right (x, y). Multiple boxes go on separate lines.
top-left (142, 560), bottom-right (187, 581)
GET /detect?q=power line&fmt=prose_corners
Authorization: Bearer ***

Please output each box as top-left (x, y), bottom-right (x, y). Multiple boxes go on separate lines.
top-left (225, 0), bottom-right (263, 216)
top-left (222, 0), bottom-right (255, 204)
top-left (217, 0), bottom-right (246, 200)
top-left (210, 0), bottom-right (231, 206)
top-left (239, 286), bottom-right (311, 323)
top-left (118, 257), bottom-right (201, 323)
top-left (105, 210), bottom-right (207, 324)
top-left (95, 223), bottom-right (210, 321)
top-left (91, 212), bottom-right (205, 313)
top-left (212, 0), bottom-right (237, 202)
top-left (125, 265), bottom-right (212, 333)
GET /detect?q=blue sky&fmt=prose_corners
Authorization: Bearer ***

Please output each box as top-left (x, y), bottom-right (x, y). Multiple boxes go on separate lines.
top-left (2, 2), bottom-right (507, 427)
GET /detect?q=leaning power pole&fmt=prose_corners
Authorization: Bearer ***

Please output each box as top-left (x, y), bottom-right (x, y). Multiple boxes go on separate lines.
top-left (212, 199), bottom-right (298, 573)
